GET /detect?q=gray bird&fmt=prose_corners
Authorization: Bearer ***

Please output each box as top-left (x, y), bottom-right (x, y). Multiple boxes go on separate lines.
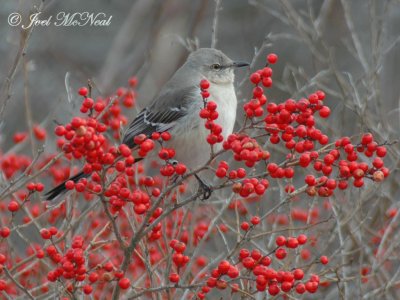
top-left (45, 48), bottom-right (249, 200)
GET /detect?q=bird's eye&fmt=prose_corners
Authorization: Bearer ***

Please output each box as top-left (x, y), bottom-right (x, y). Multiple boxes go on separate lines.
top-left (211, 64), bottom-right (221, 70)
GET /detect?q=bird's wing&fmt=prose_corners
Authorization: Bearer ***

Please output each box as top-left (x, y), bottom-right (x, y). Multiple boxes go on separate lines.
top-left (122, 84), bottom-right (199, 147)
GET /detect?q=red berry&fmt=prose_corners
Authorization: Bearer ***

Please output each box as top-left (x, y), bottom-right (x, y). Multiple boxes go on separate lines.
top-left (268, 284), bottom-right (280, 295)
top-left (239, 249), bottom-right (250, 259)
top-left (293, 269), bottom-right (304, 280)
top-left (0, 227), bottom-right (10, 238)
top-left (206, 101), bottom-right (217, 111)
top-left (199, 109), bottom-right (210, 119)
top-left (83, 285), bottom-right (93, 294)
top-left (174, 163), bottom-right (187, 175)
top-left (201, 91), bottom-right (210, 98)
top-left (320, 255), bottom-right (329, 264)
top-left (33, 126), bottom-right (46, 140)
top-left (275, 235), bottom-right (286, 247)
top-left (40, 229), bottom-right (52, 239)
top-left (376, 146), bottom-right (387, 157)
top-left (169, 273), bottom-right (180, 283)
top-left (89, 272), bottom-right (99, 283)
top-left (118, 278), bottom-right (130, 289)
top-left (0, 280), bottom-right (7, 291)
top-left (267, 53), bottom-right (278, 64)
top-left (26, 182), bottom-right (36, 191)
top-left (160, 132), bottom-right (171, 141)
top-left (286, 237), bottom-right (299, 248)
top-left (250, 73), bottom-right (261, 84)
top-left (8, 201), bottom-right (19, 212)
top-left (200, 79), bottom-right (210, 90)
top-left (225, 266), bottom-right (238, 278)
top-left (65, 180), bottom-right (75, 190)
top-left (78, 87), bottom-right (88, 97)
top-left (251, 216), bottom-right (260, 225)
top-left (83, 97), bottom-right (94, 108)
top-left (36, 183), bottom-right (45, 192)
top-left (297, 234), bottom-right (307, 245)
top-left (305, 281), bottom-right (318, 293)
top-left (174, 242), bottom-right (186, 253)
top-left (218, 260), bottom-right (231, 275)
top-left (216, 168), bottom-right (227, 178)
top-left (241, 222), bottom-right (250, 231)
top-left (296, 283), bottom-right (306, 294)
top-left (361, 133), bottom-right (373, 145)
top-left (128, 77), bottom-right (138, 87)
top-left (275, 248), bottom-right (287, 260)
top-left (319, 106), bottom-right (330, 118)
top-left (242, 257), bottom-right (255, 269)
top-left (13, 132), bottom-right (27, 143)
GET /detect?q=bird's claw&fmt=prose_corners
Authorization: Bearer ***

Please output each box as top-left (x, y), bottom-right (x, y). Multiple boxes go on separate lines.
top-left (195, 174), bottom-right (212, 200)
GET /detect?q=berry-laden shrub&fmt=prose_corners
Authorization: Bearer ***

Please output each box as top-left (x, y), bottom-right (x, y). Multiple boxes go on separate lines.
top-left (0, 54), bottom-right (394, 300)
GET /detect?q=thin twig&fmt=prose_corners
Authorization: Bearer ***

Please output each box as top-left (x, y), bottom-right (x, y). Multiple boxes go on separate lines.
top-left (210, 0), bottom-right (222, 48)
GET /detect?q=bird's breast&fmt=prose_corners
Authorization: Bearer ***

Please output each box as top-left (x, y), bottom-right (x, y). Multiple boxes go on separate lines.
top-left (209, 83), bottom-right (237, 139)
top-left (167, 83), bottom-right (237, 169)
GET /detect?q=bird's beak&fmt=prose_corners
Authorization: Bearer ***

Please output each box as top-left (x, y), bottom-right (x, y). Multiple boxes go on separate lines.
top-left (232, 61), bottom-right (250, 68)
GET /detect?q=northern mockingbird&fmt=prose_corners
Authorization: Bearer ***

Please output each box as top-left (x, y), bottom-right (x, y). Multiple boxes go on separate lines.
top-left (45, 48), bottom-right (249, 200)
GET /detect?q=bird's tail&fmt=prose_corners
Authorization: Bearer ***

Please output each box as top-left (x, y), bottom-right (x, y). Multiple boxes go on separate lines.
top-left (44, 171), bottom-right (88, 201)
top-left (44, 157), bottom-right (143, 201)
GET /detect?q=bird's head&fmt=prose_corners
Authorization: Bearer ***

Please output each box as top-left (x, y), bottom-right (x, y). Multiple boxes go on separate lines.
top-left (187, 48), bottom-right (249, 84)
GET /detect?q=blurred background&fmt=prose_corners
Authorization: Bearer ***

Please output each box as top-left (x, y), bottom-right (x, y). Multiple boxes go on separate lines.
top-left (1, 0), bottom-right (400, 298)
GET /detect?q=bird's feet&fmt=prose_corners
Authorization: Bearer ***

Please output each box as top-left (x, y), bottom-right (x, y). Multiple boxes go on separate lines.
top-left (195, 174), bottom-right (213, 200)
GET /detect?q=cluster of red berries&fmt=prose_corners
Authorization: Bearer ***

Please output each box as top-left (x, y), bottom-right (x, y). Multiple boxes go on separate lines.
top-left (54, 116), bottom-right (108, 163)
top-left (291, 206), bottom-right (320, 223)
top-left (199, 232), bottom-right (325, 298)
top-left (45, 235), bottom-right (132, 295)
top-left (39, 227), bottom-right (58, 239)
top-left (237, 235), bottom-right (322, 295)
top-left (300, 133), bottom-right (389, 197)
top-left (333, 134), bottom-right (389, 185)
top-left (214, 159), bottom-right (270, 198)
top-left (169, 239), bottom-right (190, 269)
top-left (243, 54), bottom-right (277, 117)
top-left (54, 80), bottom-right (138, 171)
top-left (12, 126), bottom-right (46, 144)
top-left (26, 182), bottom-right (45, 192)
top-left (263, 93), bottom-right (330, 147)
top-left (193, 221), bottom-right (209, 245)
top-left (78, 78), bottom-right (136, 140)
top-left (265, 162), bottom-right (295, 180)
top-left (228, 199), bottom-right (249, 215)
top-left (239, 215), bottom-right (261, 231)
top-left (132, 133), bottom-right (156, 157)
top-left (0, 153), bottom-right (31, 179)
top-left (105, 178), bottom-right (151, 215)
top-left (223, 133), bottom-right (271, 167)
top-left (147, 207), bottom-right (163, 241)
top-left (46, 236), bottom-right (87, 282)
top-left (232, 177), bottom-right (270, 198)
top-left (246, 55), bottom-right (330, 148)
top-left (197, 260), bottom-right (239, 299)
top-left (156, 136), bottom-right (187, 177)
top-left (199, 80), bottom-right (224, 146)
